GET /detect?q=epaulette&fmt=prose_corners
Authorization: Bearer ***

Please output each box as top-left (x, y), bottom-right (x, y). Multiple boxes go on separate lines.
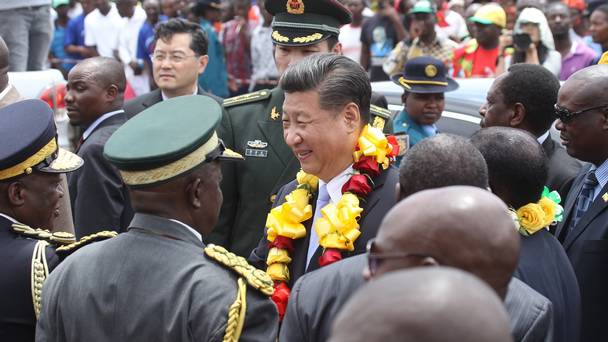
top-left (370, 105), bottom-right (392, 131)
top-left (12, 223), bottom-right (76, 246)
top-left (55, 230), bottom-right (117, 257)
top-left (204, 244), bottom-right (274, 296)
top-left (223, 89), bottom-right (272, 107)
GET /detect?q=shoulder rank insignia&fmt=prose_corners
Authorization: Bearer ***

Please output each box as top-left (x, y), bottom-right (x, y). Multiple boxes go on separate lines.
top-left (204, 244), bottom-right (274, 296)
top-left (223, 90), bottom-right (272, 108)
top-left (12, 223), bottom-right (76, 246)
top-left (370, 105), bottom-right (392, 132)
top-left (270, 106), bottom-right (280, 120)
top-left (55, 230), bottom-right (117, 257)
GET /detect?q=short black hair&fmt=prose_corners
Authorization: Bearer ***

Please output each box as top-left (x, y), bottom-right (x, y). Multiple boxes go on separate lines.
top-left (280, 53), bottom-right (371, 124)
top-left (470, 127), bottom-right (548, 209)
top-left (591, 3), bottom-right (608, 17)
top-left (326, 35), bottom-right (339, 50)
top-left (399, 134), bottom-right (489, 199)
top-left (154, 18), bottom-right (208, 55)
top-left (499, 64), bottom-right (560, 135)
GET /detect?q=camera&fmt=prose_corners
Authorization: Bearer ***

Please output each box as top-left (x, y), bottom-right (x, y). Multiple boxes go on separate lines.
top-left (513, 33), bottom-right (532, 51)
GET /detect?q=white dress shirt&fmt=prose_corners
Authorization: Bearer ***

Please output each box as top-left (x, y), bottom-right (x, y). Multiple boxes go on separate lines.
top-left (169, 219), bottom-right (203, 242)
top-left (82, 109), bottom-right (125, 141)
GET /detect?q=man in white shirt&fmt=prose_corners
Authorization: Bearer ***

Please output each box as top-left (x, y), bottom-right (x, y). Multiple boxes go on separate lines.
top-left (84, 0), bottom-right (123, 58)
top-left (117, 0), bottom-right (149, 95)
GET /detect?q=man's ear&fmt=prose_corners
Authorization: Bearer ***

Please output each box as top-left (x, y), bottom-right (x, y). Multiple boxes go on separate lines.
top-left (342, 102), bottom-right (361, 133)
top-left (106, 84), bottom-right (119, 102)
top-left (197, 55), bottom-right (209, 75)
top-left (601, 107), bottom-right (608, 130)
top-left (510, 102), bottom-right (526, 127)
top-left (188, 178), bottom-right (202, 209)
top-left (395, 182), bottom-right (402, 202)
top-left (7, 181), bottom-right (25, 206)
top-left (332, 41), bottom-right (343, 55)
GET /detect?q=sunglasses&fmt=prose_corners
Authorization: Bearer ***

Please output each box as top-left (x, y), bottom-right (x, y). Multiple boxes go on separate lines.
top-left (554, 103), bottom-right (608, 123)
top-left (365, 238), bottom-right (430, 277)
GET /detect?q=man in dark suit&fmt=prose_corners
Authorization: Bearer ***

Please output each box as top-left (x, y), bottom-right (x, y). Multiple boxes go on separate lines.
top-left (555, 65), bottom-right (608, 342)
top-left (248, 54), bottom-right (398, 293)
top-left (123, 18), bottom-right (222, 119)
top-left (280, 135), bottom-right (553, 342)
top-left (37, 96), bottom-right (278, 341)
top-left (65, 57), bottom-right (133, 238)
top-left (479, 63), bottom-right (581, 199)
top-left (211, 0), bottom-right (393, 258)
top-left (0, 99), bottom-right (83, 341)
top-left (472, 127), bottom-right (581, 342)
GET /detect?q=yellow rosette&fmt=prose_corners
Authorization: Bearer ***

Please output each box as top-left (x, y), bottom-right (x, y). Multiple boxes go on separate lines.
top-left (266, 188), bottom-right (312, 242)
top-left (353, 125), bottom-right (393, 169)
top-left (267, 262), bottom-right (290, 282)
top-left (296, 170), bottom-right (319, 191)
top-left (538, 197), bottom-right (557, 227)
top-left (516, 203), bottom-right (546, 234)
top-left (314, 193), bottom-right (363, 251)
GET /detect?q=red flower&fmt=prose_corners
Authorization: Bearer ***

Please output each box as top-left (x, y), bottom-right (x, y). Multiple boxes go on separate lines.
top-left (269, 235), bottom-right (295, 253)
top-left (319, 248), bottom-right (342, 267)
top-left (272, 282), bottom-right (291, 320)
top-left (353, 156), bottom-right (380, 177)
top-left (342, 174), bottom-right (372, 196)
top-left (386, 135), bottom-right (399, 158)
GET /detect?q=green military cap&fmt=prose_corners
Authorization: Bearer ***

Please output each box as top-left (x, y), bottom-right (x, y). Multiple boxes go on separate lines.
top-left (104, 96), bottom-right (243, 187)
top-left (266, 0), bottom-right (352, 46)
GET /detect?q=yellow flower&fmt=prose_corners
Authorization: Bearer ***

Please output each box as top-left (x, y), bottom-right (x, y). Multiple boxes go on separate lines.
top-left (516, 203), bottom-right (546, 234)
top-left (267, 247), bottom-right (292, 265)
top-left (296, 170), bottom-right (318, 190)
top-left (353, 125), bottom-right (393, 169)
top-left (314, 193), bottom-right (363, 251)
top-left (267, 262), bottom-right (290, 282)
top-left (538, 197), bottom-right (556, 227)
top-left (266, 188), bottom-right (312, 242)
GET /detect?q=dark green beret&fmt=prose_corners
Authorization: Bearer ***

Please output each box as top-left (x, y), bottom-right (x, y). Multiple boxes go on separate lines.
top-left (266, 0), bottom-right (352, 46)
top-left (104, 95), bottom-right (242, 187)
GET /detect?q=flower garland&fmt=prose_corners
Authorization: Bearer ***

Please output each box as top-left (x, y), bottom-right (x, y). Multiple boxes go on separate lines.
top-left (510, 186), bottom-right (564, 236)
top-left (264, 124), bottom-right (399, 318)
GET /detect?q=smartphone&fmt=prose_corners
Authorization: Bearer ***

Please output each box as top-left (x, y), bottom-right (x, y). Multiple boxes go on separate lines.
top-left (513, 33), bottom-right (532, 51)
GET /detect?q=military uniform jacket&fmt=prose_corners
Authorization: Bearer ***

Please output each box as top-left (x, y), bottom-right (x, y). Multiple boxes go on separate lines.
top-left (68, 113), bottom-right (134, 239)
top-left (556, 164), bottom-right (608, 342)
top-left (280, 254), bottom-right (554, 342)
top-left (36, 213), bottom-right (278, 342)
top-left (0, 215), bottom-right (59, 341)
top-left (210, 87), bottom-right (394, 257)
top-left (248, 166), bottom-right (399, 287)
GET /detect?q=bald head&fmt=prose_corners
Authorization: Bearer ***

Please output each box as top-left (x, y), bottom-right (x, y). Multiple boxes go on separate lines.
top-left (398, 134), bottom-right (489, 200)
top-left (330, 268), bottom-right (513, 342)
top-left (471, 127), bottom-right (547, 209)
top-left (0, 37), bottom-right (9, 91)
top-left (72, 57), bottom-right (126, 93)
top-left (373, 186), bottom-right (520, 298)
top-left (563, 65), bottom-right (608, 107)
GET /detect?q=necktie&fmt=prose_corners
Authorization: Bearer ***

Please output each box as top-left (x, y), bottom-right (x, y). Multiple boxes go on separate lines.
top-left (306, 183), bottom-right (330, 268)
top-left (569, 171), bottom-right (599, 232)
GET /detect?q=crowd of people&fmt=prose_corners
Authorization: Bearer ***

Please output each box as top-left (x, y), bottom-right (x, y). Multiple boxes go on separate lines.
top-left (1, 0), bottom-right (608, 341)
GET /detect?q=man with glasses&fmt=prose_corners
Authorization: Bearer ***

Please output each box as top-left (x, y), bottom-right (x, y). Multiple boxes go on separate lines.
top-left (124, 18), bottom-right (222, 119)
top-left (555, 65), bottom-right (608, 342)
top-left (280, 134), bottom-right (553, 342)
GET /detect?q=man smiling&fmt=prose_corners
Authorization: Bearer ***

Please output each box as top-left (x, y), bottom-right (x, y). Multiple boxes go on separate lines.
top-left (65, 57), bottom-right (133, 238)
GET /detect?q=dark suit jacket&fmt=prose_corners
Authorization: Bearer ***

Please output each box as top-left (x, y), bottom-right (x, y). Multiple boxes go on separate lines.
top-left (0, 216), bottom-right (59, 341)
top-left (36, 214), bottom-right (278, 342)
top-left (556, 163), bottom-right (608, 342)
top-left (68, 113), bottom-right (133, 238)
top-left (542, 137), bottom-right (582, 199)
top-left (280, 254), bottom-right (553, 342)
top-left (249, 166), bottom-right (399, 287)
top-left (514, 230), bottom-right (580, 342)
top-left (123, 86), bottom-right (222, 119)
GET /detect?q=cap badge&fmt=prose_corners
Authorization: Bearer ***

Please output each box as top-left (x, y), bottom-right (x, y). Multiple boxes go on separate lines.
top-left (286, 0), bottom-right (305, 14)
top-left (425, 64), bottom-right (438, 78)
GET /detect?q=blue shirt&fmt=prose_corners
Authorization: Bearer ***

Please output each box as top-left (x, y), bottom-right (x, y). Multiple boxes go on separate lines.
top-left (136, 21), bottom-right (157, 65)
top-left (198, 19), bottom-right (229, 98)
top-left (591, 158), bottom-right (608, 201)
top-left (392, 110), bottom-right (437, 165)
top-left (51, 24), bottom-right (74, 71)
top-left (64, 14), bottom-right (85, 63)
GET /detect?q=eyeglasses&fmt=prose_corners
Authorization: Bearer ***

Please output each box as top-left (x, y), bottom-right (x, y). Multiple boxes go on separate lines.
top-left (554, 103), bottom-right (608, 123)
top-left (151, 52), bottom-right (198, 64)
top-left (365, 238), bottom-right (431, 277)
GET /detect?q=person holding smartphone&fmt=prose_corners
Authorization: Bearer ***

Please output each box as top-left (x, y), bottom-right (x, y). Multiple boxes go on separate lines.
top-left (496, 7), bottom-right (561, 77)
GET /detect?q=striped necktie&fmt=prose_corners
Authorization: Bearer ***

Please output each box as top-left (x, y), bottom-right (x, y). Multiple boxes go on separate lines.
top-left (569, 170), bottom-right (599, 232)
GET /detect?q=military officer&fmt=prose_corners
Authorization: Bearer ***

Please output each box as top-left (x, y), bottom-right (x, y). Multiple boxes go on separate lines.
top-left (36, 96), bottom-right (278, 342)
top-left (211, 0), bottom-right (394, 257)
top-left (0, 99), bottom-right (83, 341)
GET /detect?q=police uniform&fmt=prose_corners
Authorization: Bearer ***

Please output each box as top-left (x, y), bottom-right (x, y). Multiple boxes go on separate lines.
top-left (36, 96), bottom-right (279, 342)
top-left (0, 99), bottom-right (84, 341)
top-left (209, 0), bottom-right (394, 257)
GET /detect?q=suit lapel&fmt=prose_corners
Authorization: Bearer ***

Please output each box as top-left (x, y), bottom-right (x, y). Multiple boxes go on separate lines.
top-left (141, 89), bottom-right (163, 109)
top-left (556, 165), bottom-right (590, 241)
top-left (563, 182), bottom-right (608, 249)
